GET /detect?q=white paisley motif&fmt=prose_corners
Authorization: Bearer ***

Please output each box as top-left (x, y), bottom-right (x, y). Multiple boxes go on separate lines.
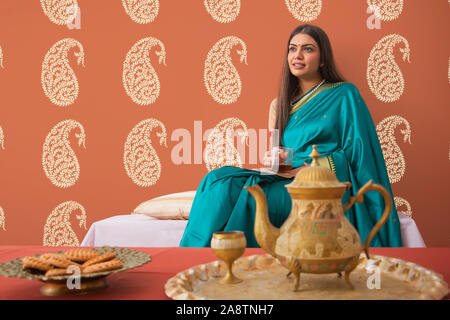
top-left (204, 118), bottom-right (249, 171)
top-left (124, 119), bottom-right (168, 187)
top-left (123, 37), bottom-right (167, 105)
top-left (41, 38), bottom-right (85, 106)
top-left (40, 0), bottom-right (78, 25)
top-left (42, 120), bottom-right (86, 188)
top-left (204, 0), bottom-right (240, 23)
top-left (0, 125), bottom-right (4, 150)
top-left (285, 0), bottom-right (322, 22)
top-left (376, 115), bottom-right (411, 184)
top-left (394, 196), bottom-right (412, 218)
top-left (121, 0), bottom-right (159, 24)
top-left (0, 45), bottom-right (4, 68)
top-left (43, 201), bottom-right (86, 246)
top-left (0, 206), bottom-right (5, 231)
top-left (367, 34), bottom-right (411, 103)
top-left (366, 0), bottom-right (404, 21)
top-left (204, 36), bottom-right (247, 104)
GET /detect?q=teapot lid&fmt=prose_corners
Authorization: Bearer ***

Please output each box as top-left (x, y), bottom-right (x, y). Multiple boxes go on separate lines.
top-left (285, 145), bottom-right (346, 188)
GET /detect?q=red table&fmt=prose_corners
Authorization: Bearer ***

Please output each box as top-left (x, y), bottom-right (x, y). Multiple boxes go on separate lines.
top-left (0, 246), bottom-right (448, 300)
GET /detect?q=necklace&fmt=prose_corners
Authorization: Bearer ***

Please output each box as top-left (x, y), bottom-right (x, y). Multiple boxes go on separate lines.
top-left (290, 79), bottom-right (326, 107)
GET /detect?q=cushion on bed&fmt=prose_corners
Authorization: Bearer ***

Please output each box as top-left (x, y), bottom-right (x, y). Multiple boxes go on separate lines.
top-left (133, 190), bottom-right (196, 220)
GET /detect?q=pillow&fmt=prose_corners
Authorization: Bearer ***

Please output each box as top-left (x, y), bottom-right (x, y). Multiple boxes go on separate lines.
top-left (133, 191), bottom-right (196, 220)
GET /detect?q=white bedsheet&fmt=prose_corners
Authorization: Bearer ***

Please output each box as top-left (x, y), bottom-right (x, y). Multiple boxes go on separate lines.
top-left (398, 212), bottom-right (426, 247)
top-left (81, 214), bottom-right (188, 247)
top-left (81, 212), bottom-right (425, 248)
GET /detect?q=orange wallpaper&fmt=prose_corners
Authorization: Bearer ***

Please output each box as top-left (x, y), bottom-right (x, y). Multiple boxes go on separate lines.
top-left (0, 0), bottom-right (449, 246)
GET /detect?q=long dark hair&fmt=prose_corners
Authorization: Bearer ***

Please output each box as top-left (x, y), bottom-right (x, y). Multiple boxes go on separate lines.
top-left (274, 24), bottom-right (346, 147)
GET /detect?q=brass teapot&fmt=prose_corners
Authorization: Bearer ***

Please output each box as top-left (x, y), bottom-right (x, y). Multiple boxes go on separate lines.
top-left (245, 145), bottom-right (392, 291)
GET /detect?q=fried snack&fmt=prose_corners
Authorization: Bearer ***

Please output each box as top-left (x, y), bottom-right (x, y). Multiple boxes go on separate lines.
top-left (45, 268), bottom-right (72, 277)
top-left (39, 253), bottom-right (65, 261)
top-left (82, 251), bottom-right (116, 268)
top-left (22, 256), bottom-right (54, 272)
top-left (82, 258), bottom-right (123, 274)
top-left (46, 255), bottom-right (80, 269)
top-left (64, 248), bottom-right (100, 262)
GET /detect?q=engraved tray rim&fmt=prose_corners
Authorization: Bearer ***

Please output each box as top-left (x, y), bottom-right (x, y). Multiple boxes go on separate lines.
top-left (164, 253), bottom-right (449, 300)
top-left (0, 246), bottom-right (151, 282)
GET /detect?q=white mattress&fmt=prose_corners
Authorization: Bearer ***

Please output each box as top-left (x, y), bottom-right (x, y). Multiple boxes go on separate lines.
top-left (81, 214), bottom-right (188, 247)
top-left (80, 212), bottom-right (425, 248)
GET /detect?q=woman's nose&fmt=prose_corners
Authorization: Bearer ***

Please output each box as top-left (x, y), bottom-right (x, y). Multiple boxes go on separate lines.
top-left (294, 49), bottom-right (304, 60)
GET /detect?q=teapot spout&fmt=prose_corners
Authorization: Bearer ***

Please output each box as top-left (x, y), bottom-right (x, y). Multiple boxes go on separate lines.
top-left (244, 185), bottom-right (280, 256)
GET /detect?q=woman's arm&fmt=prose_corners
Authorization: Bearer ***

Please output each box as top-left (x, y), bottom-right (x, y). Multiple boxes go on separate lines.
top-left (260, 97), bottom-right (308, 178)
top-left (248, 98), bottom-right (278, 173)
top-left (268, 97), bottom-right (277, 150)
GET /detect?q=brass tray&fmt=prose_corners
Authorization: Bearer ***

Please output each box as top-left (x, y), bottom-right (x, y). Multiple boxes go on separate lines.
top-left (0, 247), bottom-right (151, 296)
top-left (165, 253), bottom-right (449, 300)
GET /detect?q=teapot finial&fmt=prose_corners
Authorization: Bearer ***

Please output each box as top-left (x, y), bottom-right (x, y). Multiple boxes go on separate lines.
top-left (309, 145), bottom-right (321, 167)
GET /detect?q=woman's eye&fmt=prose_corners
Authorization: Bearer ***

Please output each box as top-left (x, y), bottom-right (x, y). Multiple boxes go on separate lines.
top-left (288, 47), bottom-right (296, 52)
top-left (303, 47), bottom-right (312, 52)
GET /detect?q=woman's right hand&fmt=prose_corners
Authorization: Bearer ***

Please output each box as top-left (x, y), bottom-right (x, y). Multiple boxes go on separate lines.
top-left (263, 149), bottom-right (290, 167)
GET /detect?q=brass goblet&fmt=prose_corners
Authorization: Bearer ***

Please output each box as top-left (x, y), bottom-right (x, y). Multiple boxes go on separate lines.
top-left (211, 231), bottom-right (246, 284)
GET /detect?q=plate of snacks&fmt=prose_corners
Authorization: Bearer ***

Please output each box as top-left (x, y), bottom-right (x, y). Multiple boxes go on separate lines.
top-left (0, 247), bottom-right (151, 296)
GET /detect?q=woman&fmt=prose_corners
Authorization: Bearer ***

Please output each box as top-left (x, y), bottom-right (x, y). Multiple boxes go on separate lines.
top-left (180, 24), bottom-right (403, 248)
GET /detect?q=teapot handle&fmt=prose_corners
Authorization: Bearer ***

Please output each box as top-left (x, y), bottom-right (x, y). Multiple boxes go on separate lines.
top-left (342, 180), bottom-right (392, 260)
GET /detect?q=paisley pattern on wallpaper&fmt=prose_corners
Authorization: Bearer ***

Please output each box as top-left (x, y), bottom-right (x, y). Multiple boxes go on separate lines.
top-left (366, 0), bottom-right (404, 21)
top-left (394, 196), bottom-right (412, 218)
top-left (285, 0), bottom-right (322, 22)
top-left (1, 0), bottom-right (448, 248)
top-left (204, 117), bottom-right (249, 171)
top-left (367, 34), bottom-right (411, 103)
top-left (42, 120), bottom-right (86, 188)
top-left (122, 0), bottom-right (159, 24)
top-left (40, 0), bottom-right (79, 25)
top-left (376, 115), bottom-right (411, 184)
top-left (41, 38), bottom-right (85, 106)
top-left (0, 206), bottom-right (5, 231)
top-left (123, 37), bottom-right (167, 106)
top-left (204, 36), bottom-right (248, 104)
top-left (0, 128), bottom-right (5, 231)
top-left (43, 200), bottom-right (87, 246)
top-left (0, 125), bottom-right (4, 150)
top-left (204, 0), bottom-right (241, 23)
top-left (124, 119), bottom-right (168, 187)
top-left (0, 45), bottom-right (3, 68)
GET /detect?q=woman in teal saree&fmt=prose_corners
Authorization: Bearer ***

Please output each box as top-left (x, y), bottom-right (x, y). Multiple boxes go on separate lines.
top-left (180, 24), bottom-right (403, 248)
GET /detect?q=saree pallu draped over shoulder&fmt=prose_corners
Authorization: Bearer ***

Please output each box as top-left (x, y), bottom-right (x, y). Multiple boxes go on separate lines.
top-left (180, 82), bottom-right (403, 248)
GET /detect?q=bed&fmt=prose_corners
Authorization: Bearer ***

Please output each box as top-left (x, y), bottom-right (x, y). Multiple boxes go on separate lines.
top-left (81, 214), bottom-right (188, 247)
top-left (81, 191), bottom-right (426, 248)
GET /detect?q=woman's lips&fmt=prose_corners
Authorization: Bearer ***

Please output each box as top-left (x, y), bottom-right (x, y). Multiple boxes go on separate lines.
top-left (292, 63), bottom-right (305, 70)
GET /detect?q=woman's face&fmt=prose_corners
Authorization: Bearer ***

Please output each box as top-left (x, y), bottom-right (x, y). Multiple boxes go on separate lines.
top-left (288, 33), bottom-right (322, 80)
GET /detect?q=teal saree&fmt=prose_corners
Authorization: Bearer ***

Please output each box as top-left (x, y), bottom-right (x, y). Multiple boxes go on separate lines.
top-left (180, 82), bottom-right (403, 248)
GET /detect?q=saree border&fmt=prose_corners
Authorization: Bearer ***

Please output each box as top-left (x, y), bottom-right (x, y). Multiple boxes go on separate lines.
top-left (327, 155), bottom-right (336, 174)
top-left (290, 81), bottom-right (345, 115)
